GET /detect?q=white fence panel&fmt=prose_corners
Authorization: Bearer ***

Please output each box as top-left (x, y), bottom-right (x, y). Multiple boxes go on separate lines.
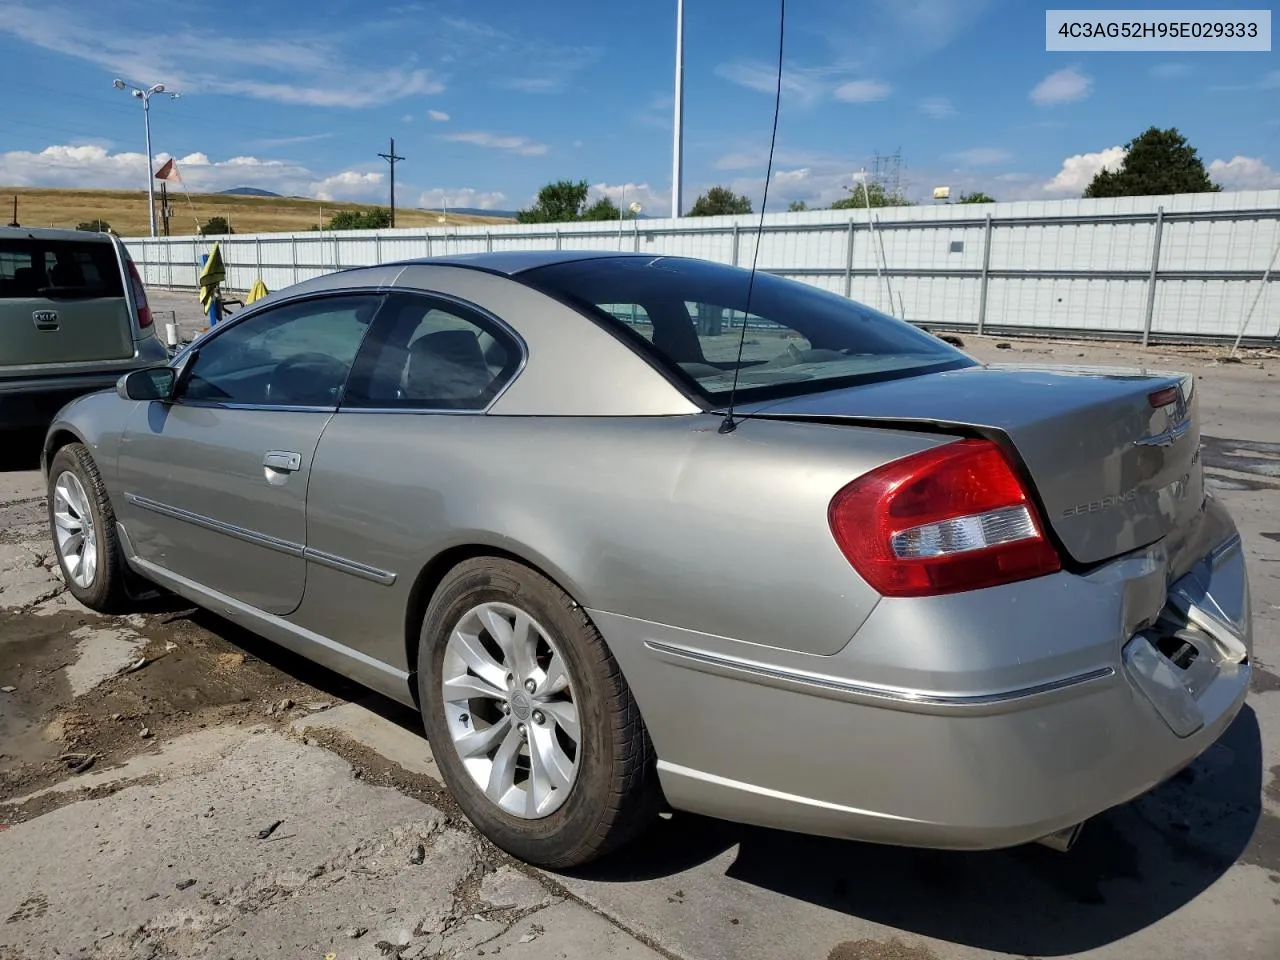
top-left (123, 189), bottom-right (1280, 342)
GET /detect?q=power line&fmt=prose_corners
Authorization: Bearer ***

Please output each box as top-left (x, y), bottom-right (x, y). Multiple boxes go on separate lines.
top-left (377, 137), bottom-right (405, 227)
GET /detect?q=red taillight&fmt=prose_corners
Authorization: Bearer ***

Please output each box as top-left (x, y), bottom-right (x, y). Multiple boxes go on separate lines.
top-left (126, 257), bottom-right (152, 329)
top-left (1148, 386), bottom-right (1178, 408)
top-left (828, 438), bottom-right (1061, 598)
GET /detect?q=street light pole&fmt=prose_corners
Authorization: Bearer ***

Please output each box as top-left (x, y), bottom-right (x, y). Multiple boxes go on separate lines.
top-left (141, 95), bottom-right (156, 237)
top-left (671, 0), bottom-right (684, 219)
top-left (114, 79), bottom-right (177, 238)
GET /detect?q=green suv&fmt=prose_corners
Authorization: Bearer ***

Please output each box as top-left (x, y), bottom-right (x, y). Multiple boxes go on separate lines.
top-left (1, 226), bottom-right (168, 432)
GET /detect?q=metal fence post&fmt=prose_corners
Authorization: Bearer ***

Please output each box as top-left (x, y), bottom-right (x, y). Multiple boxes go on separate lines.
top-left (555, 228), bottom-right (562, 251)
top-left (843, 219), bottom-right (855, 298)
top-left (486, 231), bottom-right (493, 252)
top-left (732, 224), bottom-right (740, 267)
top-left (977, 213), bottom-right (993, 334)
top-left (291, 237), bottom-right (299, 285)
top-left (1142, 206), bottom-right (1165, 348)
top-left (374, 234), bottom-right (382, 264)
top-left (255, 237), bottom-right (262, 281)
top-left (633, 220), bottom-right (640, 251)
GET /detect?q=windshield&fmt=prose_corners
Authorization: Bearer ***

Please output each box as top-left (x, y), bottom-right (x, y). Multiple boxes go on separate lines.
top-left (521, 256), bottom-right (974, 404)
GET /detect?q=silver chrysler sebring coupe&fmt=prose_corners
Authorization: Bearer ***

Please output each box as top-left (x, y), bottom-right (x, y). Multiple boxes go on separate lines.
top-left (42, 251), bottom-right (1251, 868)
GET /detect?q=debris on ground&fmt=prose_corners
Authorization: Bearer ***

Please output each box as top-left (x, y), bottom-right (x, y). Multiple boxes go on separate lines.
top-left (158, 607), bottom-right (199, 625)
top-left (995, 341), bottom-right (1012, 349)
top-left (1, 685), bottom-right (15, 693)
top-left (409, 842), bottom-right (426, 865)
top-left (139, 727), bottom-right (152, 739)
top-left (517, 923), bottom-right (545, 944)
top-left (60, 752), bottom-right (98, 774)
top-left (306, 701), bottom-right (332, 712)
top-left (257, 819), bottom-right (284, 840)
top-left (120, 657), bottom-right (149, 675)
top-left (175, 878), bottom-right (196, 891)
top-left (346, 926), bottom-right (369, 939)
top-left (215, 652), bottom-right (246, 670)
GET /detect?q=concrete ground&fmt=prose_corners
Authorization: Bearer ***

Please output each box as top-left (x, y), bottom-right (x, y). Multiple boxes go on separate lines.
top-left (2, 322), bottom-right (1279, 960)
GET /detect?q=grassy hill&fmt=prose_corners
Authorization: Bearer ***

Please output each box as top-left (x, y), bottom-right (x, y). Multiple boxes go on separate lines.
top-left (1, 187), bottom-right (513, 237)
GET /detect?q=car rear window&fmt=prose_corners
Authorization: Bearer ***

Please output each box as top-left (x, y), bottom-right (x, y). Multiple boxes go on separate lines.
top-left (521, 256), bottom-right (973, 404)
top-left (0, 238), bottom-right (124, 300)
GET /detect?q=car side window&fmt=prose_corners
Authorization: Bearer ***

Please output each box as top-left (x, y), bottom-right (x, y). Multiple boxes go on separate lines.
top-left (343, 293), bottom-right (522, 411)
top-left (179, 294), bottom-right (380, 408)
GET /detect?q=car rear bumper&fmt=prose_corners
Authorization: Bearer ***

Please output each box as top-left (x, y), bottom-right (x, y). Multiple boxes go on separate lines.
top-left (591, 502), bottom-right (1252, 850)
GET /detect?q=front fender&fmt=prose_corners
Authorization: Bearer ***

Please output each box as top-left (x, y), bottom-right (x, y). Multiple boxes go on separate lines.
top-left (42, 391), bottom-right (137, 492)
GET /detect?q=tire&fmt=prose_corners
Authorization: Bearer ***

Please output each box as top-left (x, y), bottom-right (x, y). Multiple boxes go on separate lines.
top-left (418, 557), bottom-right (660, 869)
top-left (46, 443), bottom-right (131, 613)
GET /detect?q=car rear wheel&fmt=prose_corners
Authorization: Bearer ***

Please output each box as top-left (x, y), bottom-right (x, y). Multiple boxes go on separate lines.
top-left (418, 557), bottom-right (660, 868)
top-left (47, 443), bottom-right (129, 613)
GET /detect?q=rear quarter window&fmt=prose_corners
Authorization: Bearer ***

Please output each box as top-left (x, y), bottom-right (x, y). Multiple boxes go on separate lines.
top-left (0, 239), bottom-right (124, 300)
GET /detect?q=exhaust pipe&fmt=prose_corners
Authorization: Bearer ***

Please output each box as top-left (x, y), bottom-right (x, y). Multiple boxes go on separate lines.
top-left (1035, 822), bottom-right (1084, 852)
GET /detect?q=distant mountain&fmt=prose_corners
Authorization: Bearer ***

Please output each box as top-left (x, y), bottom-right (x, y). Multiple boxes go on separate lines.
top-left (219, 187), bottom-right (282, 198)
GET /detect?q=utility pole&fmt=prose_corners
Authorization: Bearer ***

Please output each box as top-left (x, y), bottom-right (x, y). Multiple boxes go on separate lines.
top-left (378, 138), bottom-right (405, 228)
top-left (671, 0), bottom-right (685, 219)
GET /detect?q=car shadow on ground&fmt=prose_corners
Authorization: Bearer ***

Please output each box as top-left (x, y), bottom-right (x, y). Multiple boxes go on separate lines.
top-left (565, 707), bottom-right (1267, 957)
top-left (0, 429), bottom-right (44, 472)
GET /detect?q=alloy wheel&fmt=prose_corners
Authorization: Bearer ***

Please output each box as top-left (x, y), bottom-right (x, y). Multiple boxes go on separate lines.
top-left (441, 601), bottom-right (580, 819)
top-left (52, 471), bottom-right (97, 589)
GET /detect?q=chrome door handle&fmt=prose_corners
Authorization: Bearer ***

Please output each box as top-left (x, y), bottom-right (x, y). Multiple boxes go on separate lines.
top-left (263, 451), bottom-right (302, 472)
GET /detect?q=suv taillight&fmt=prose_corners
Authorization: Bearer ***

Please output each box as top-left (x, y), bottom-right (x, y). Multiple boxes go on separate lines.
top-left (828, 438), bottom-right (1061, 597)
top-left (125, 257), bottom-right (152, 329)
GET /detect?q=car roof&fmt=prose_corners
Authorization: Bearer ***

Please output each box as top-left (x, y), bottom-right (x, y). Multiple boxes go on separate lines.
top-left (386, 250), bottom-right (654, 277)
top-left (0, 225), bottom-right (116, 243)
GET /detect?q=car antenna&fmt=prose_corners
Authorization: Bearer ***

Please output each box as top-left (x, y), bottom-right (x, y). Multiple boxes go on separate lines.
top-left (719, 0), bottom-right (785, 436)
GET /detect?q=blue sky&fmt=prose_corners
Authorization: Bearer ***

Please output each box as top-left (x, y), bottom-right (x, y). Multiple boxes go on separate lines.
top-left (0, 0), bottom-right (1276, 215)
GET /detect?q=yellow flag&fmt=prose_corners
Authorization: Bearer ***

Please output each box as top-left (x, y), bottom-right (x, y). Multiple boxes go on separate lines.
top-left (245, 278), bottom-right (269, 304)
top-left (198, 242), bottom-right (225, 311)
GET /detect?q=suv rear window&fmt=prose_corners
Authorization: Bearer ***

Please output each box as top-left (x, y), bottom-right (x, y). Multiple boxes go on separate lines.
top-left (0, 238), bottom-right (124, 300)
top-left (521, 256), bottom-right (972, 404)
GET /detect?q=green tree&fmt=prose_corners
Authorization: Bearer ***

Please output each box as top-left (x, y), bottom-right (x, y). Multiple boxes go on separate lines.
top-left (580, 196), bottom-right (622, 221)
top-left (76, 219), bottom-right (112, 232)
top-left (688, 186), bottom-right (753, 216)
top-left (200, 216), bottom-right (233, 236)
top-left (787, 200), bottom-right (808, 212)
top-left (957, 191), bottom-right (996, 204)
top-left (1084, 127), bottom-right (1220, 198)
top-left (517, 179), bottom-right (592, 223)
top-left (326, 207), bottom-right (392, 230)
top-left (829, 182), bottom-right (914, 209)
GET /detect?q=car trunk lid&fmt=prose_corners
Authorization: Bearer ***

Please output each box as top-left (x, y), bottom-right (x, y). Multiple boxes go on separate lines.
top-left (1, 235), bottom-right (134, 367)
top-left (735, 363), bottom-right (1203, 566)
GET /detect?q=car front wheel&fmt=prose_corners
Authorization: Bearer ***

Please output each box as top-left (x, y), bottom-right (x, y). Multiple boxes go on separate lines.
top-left (418, 557), bottom-right (660, 869)
top-left (47, 442), bottom-right (130, 613)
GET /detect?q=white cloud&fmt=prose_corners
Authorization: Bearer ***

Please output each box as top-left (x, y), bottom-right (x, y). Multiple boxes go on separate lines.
top-left (442, 131), bottom-right (548, 156)
top-left (417, 188), bottom-right (508, 211)
top-left (1208, 156), bottom-right (1280, 190)
top-left (0, 1), bottom-right (444, 108)
top-left (1149, 62), bottom-right (1189, 79)
top-left (772, 168), bottom-right (811, 186)
top-left (832, 79), bottom-right (891, 103)
top-left (313, 171), bottom-right (383, 202)
top-left (713, 60), bottom-right (864, 107)
top-left (1031, 66), bottom-right (1092, 106)
top-left (427, 110), bottom-right (450, 122)
top-left (1211, 70), bottom-right (1280, 91)
top-left (441, 16), bottom-right (599, 94)
top-left (402, 114), bottom-right (414, 124)
top-left (248, 132), bottom-right (335, 149)
top-left (863, 0), bottom-right (993, 57)
top-left (0, 142), bottom-right (384, 202)
top-left (918, 97), bottom-right (953, 118)
top-left (589, 182), bottom-right (669, 216)
top-left (949, 147), bottom-right (1012, 167)
top-left (1042, 146), bottom-right (1126, 194)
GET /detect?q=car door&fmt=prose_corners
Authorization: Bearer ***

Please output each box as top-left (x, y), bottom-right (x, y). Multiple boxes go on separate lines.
top-left (294, 291), bottom-right (525, 666)
top-left (114, 291), bottom-right (383, 615)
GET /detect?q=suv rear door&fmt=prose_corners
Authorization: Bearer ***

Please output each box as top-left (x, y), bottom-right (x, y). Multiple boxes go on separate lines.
top-left (0, 234), bottom-right (135, 367)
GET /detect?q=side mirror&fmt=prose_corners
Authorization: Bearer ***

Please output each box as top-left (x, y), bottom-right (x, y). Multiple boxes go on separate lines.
top-left (117, 366), bottom-right (177, 402)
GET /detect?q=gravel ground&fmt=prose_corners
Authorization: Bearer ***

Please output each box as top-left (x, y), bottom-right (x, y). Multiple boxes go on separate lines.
top-left (1, 327), bottom-right (1277, 960)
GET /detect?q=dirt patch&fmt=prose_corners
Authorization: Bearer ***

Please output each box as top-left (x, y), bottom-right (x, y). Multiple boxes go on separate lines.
top-left (1252, 665), bottom-right (1280, 696)
top-left (827, 938), bottom-right (939, 960)
top-left (0, 603), bottom-right (365, 806)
